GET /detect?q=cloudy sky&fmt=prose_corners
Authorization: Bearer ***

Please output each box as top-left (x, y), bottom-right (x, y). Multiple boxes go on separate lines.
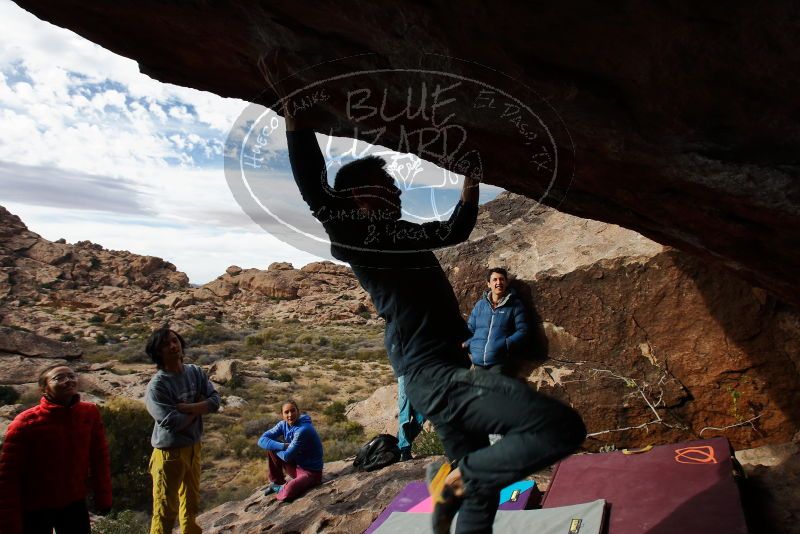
top-left (0, 1), bottom-right (501, 284)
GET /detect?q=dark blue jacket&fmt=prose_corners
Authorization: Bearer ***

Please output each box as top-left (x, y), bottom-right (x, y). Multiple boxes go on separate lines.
top-left (257, 414), bottom-right (324, 472)
top-left (288, 130), bottom-right (476, 376)
top-left (466, 289), bottom-right (529, 367)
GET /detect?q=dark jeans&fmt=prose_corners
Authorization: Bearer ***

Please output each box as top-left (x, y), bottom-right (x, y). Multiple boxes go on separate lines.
top-left (23, 499), bottom-right (90, 534)
top-left (406, 362), bottom-right (586, 533)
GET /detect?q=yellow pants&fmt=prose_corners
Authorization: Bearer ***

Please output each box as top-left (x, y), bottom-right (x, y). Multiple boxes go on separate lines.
top-left (149, 443), bottom-right (202, 534)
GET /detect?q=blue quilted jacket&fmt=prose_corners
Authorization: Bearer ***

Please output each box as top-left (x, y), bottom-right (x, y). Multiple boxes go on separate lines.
top-left (466, 288), bottom-right (529, 367)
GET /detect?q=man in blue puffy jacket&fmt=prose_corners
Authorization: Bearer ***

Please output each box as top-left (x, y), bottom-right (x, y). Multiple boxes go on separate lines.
top-left (464, 268), bottom-right (529, 375)
top-left (257, 400), bottom-right (324, 502)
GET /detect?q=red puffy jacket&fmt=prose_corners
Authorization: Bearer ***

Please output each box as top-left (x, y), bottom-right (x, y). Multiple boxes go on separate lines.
top-left (0, 396), bottom-right (112, 534)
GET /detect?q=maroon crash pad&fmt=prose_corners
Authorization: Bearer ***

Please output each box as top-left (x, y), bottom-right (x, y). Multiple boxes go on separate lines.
top-left (541, 437), bottom-right (747, 534)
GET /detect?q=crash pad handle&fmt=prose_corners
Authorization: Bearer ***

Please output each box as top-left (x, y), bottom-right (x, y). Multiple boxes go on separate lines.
top-left (622, 444), bottom-right (654, 455)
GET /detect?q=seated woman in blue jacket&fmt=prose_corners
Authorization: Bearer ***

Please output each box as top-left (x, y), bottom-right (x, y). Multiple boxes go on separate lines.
top-left (463, 268), bottom-right (529, 375)
top-left (257, 400), bottom-right (324, 501)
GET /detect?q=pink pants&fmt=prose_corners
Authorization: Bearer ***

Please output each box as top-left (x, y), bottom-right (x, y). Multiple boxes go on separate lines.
top-left (267, 451), bottom-right (323, 501)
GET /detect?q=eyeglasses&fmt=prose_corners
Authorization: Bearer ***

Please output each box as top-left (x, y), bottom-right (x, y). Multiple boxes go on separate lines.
top-left (49, 373), bottom-right (77, 383)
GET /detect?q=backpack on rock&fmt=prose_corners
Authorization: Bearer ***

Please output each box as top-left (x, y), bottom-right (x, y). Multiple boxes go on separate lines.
top-left (353, 434), bottom-right (401, 472)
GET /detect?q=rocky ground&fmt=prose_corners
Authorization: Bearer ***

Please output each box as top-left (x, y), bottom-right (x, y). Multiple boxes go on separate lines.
top-left (189, 441), bottom-right (800, 534)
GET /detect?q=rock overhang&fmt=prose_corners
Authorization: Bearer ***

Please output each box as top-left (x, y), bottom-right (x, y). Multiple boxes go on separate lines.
top-left (12, 0), bottom-right (800, 304)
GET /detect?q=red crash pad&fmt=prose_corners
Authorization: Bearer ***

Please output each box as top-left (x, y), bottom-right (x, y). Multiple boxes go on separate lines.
top-left (541, 437), bottom-right (747, 534)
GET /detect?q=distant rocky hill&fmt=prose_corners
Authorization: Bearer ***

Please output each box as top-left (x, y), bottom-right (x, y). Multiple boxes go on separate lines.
top-left (0, 205), bottom-right (375, 348)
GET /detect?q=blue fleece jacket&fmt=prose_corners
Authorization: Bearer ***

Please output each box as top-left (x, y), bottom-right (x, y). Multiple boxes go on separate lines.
top-left (257, 414), bottom-right (324, 472)
top-left (466, 288), bottom-right (529, 367)
top-left (288, 130), bottom-right (477, 376)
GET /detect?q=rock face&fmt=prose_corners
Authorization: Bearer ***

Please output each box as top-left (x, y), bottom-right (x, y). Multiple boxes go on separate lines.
top-left (0, 205), bottom-right (190, 339)
top-left (346, 384), bottom-right (398, 436)
top-left (437, 193), bottom-right (800, 451)
top-left (196, 458), bottom-right (431, 534)
top-left (0, 327), bottom-right (82, 360)
top-left (0, 207), bottom-right (189, 297)
top-left (11, 1), bottom-right (800, 306)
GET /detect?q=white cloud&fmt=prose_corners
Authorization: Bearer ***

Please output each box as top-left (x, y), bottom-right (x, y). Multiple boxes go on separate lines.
top-left (0, 0), bottom-right (503, 284)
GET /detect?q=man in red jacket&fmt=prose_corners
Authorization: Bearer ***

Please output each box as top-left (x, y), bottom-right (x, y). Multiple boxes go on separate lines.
top-left (0, 364), bottom-right (112, 534)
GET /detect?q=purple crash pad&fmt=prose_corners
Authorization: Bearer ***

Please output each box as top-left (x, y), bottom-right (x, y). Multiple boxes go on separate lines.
top-left (542, 437), bottom-right (747, 534)
top-left (365, 479), bottom-right (539, 534)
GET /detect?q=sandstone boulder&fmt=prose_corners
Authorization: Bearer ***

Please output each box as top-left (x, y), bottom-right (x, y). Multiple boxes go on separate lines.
top-left (158, 293), bottom-right (196, 309)
top-left (236, 269), bottom-right (301, 300)
top-left (223, 395), bottom-right (248, 409)
top-left (346, 384), bottom-right (398, 437)
top-left (200, 278), bottom-right (240, 299)
top-left (23, 240), bottom-right (72, 266)
top-left (0, 328), bottom-right (81, 360)
top-left (0, 355), bottom-right (71, 385)
top-left (209, 360), bottom-right (241, 386)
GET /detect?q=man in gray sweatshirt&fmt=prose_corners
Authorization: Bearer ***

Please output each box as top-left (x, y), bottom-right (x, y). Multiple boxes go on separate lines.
top-left (144, 325), bottom-right (220, 534)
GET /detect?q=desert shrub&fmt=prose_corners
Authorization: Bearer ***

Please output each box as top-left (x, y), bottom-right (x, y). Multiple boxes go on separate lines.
top-left (354, 349), bottom-right (386, 362)
top-left (412, 429), bottom-right (445, 457)
top-left (239, 381), bottom-right (275, 404)
top-left (226, 373), bottom-right (244, 392)
top-left (185, 322), bottom-right (238, 346)
top-left (188, 347), bottom-right (216, 365)
top-left (92, 510), bottom-right (149, 534)
top-left (59, 333), bottom-right (76, 342)
top-left (95, 333), bottom-right (108, 345)
top-left (229, 434), bottom-right (260, 458)
top-left (203, 460), bottom-right (264, 509)
top-left (0, 385), bottom-right (20, 406)
top-left (323, 439), bottom-right (362, 462)
top-left (319, 420), bottom-right (364, 461)
top-left (245, 329), bottom-right (280, 347)
top-left (89, 314), bottom-right (104, 324)
top-left (99, 398), bottom-right (153, 511)
top-left (221, 424), bottom-right (262, 459)
top-left (243, 417), bottom-right (273, 438)
top-left (322, 401), bottom-right (347, 423)
top-left (267, 371), bottom-right (292, 383)
top-left (113, 345), bottom-right (149, 364)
